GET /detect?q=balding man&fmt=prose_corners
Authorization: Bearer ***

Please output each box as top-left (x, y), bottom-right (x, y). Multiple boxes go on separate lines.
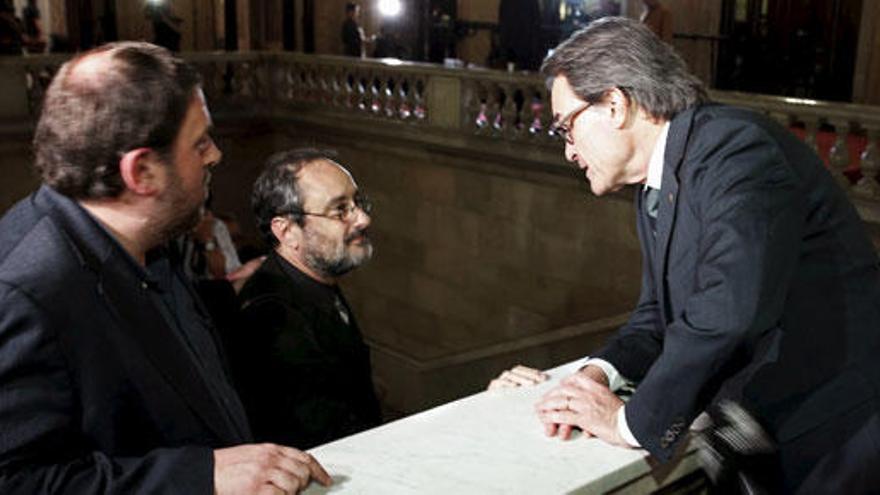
top-left (227, 149), bottom-right (381, 449)
top-left (0, 42), bottom-right (330, 494)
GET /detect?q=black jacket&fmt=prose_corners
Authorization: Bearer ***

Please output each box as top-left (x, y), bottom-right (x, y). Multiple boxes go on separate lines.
top-left (0, 186), bottom-right (251, 493)
top-left (231, 252), bottom-right (381, 449)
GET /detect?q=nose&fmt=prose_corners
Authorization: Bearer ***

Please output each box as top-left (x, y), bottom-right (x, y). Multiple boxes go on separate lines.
top-left (564, 141), bottom-right (578, 164)
top-left (351, 205), bottom-right (371, 230)
top-left (205, 137), bottom-right (222, 169)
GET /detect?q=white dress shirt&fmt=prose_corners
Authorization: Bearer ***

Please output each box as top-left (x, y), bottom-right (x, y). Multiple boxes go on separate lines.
top-left (584, 121), bottom-right (670, 448)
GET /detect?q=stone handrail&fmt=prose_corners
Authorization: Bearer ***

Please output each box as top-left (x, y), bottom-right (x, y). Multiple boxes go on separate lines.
top-left (2, 51), bottom-right (879, 205)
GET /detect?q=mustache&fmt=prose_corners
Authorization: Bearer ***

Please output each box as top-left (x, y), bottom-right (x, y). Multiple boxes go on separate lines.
top-left (345, 228), bottom-right (370, 243)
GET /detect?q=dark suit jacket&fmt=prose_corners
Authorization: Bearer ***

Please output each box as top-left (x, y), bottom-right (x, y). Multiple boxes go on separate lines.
top-left (230, 252), bottom-right (381, 449)
top-left (0, 186), bottom-right (251, 493)
top-left (594, 105), bottom-right (880, 489)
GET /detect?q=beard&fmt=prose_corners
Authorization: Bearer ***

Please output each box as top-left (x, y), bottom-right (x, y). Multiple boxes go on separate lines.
top-left (153, 168), bottom-right (209, 245)
top-left (303, 227), bottom-right (373, 278)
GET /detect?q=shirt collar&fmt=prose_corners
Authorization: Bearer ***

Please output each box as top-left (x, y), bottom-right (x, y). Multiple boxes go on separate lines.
top-left (645, 121), bottom-right (670, 191)
top-left (273, 251), bottom-right (341, 307)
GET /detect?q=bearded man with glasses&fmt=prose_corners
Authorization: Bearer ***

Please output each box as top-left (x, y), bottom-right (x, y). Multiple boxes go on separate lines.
top-left (228, 148), bottom-right (382, 449)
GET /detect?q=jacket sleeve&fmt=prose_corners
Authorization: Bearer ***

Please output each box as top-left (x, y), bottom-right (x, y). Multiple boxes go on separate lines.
top-left (625, 121), bottom-right (803, 462)
top-left (591, 198), bottom-right (665, 383)
top-left (0, 283), bottom-right (215, 494)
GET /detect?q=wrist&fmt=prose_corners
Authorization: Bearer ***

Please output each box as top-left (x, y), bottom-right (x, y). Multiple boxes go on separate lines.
top-left (580, 364), bottom-right (610, 387)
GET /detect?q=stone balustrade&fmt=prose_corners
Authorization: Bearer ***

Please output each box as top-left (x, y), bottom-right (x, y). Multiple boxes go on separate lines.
top-left (3, 51), bottom-right (879, 209)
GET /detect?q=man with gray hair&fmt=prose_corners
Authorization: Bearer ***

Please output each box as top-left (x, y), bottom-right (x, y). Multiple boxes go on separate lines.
top-left (519, 17), bottom-right (879, 492)
top-left (0, 42), bottom-right (330, 493)
top-left (227, 149), bottom-right (381, 449)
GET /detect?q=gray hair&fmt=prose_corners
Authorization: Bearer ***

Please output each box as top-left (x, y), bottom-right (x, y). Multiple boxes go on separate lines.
top-left (541, 17), bottom-right (707, 120)
top-left (251, 148), bottom-right (339, 248)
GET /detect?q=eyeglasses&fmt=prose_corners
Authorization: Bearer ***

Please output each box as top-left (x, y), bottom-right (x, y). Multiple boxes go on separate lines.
top-left (295, 193), bottom-right (373, 223)
top-left (551, 102), bottom-right (591, 144)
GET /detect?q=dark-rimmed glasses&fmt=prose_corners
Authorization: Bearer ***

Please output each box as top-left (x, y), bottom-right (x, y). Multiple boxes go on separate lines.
top-left (551, 102), bottom-right (591, 144)
top-left (296, 193), bottom-right (372, 223)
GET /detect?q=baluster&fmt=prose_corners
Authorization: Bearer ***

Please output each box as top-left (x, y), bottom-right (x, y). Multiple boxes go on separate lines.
top-left (413, 78), bottom-right (427, 121)
top-left (527, 89), bottom-right (545, 139)
top-left (802, 118), bottom-right (820, 154)
top-left (370, 72), bottom-right (383, 115)
top-left (854, 127), bottom-right (880, 198)
top-left (332, 69), bottom-right (345, 107)
top-left (398, 77), bottom-right (412, 119)
top-left (253, 60), bottom-right (265, 100)
top-left (384, 76), bottom-right (397, 118)
top-left (490, 85), bottom-right (503, 136)
top-left (828, 120), bottom-right (852, 189)
top-left (285, 66), bottom-right (298, 102)
top-left (498, 84), bottom-right (515, 137)
top-left (373, 73), bottom-right (384, 115)
top-left (344, 71), bottom-right (356, 108)
top-left (320, 70), bottom-right (333, 106)
top-left (472, 82), bottom-right (489, 134)
top-left (357, 74), bottom-right (368, 112)
top-left (540, 88), bottom-right (557, 142)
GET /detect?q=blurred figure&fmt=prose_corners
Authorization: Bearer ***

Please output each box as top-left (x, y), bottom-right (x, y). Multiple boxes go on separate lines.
top-left (341, 2), bottom-right (365, 57)
top-left (0, 0), bottom-right (22, 55)
top-left (21, 0), bottom-right (45, 53)
top-left (146, 1), bottom-right (182, 51)
top-left (498, 0), bottom-right (541, 70)
top-left (640, 0), bottom-right (673, 42)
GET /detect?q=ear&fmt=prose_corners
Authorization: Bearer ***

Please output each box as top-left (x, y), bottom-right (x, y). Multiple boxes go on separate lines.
top-left (270, 216), bottom-right (302, 249)
top-left (605, 87), bottom-right (632, 129)
top-left (119, 148), bottom-right (163, 196)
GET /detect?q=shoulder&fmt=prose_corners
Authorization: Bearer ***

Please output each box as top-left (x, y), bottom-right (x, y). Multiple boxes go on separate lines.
top-left (0, 199), bottom-right (84, 302)
top-left (238, 256), bottom-right (295, 310)
top-left (678, 105), bottom-right (796, 184)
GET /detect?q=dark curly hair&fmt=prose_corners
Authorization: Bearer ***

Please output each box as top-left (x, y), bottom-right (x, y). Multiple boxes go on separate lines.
top-left (34, 41), bottom-right (201, 199)
top-left (252, 148), bottom-right (339, 248)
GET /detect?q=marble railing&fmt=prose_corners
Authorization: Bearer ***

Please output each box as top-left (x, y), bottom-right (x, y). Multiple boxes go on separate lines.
top-left (3, 52), bottom-right (879, 204)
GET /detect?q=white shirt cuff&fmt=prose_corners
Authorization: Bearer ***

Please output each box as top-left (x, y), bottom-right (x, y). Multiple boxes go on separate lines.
top-left (582, 357), bottom-right (626, 392)
top-left (617, 407), bottom-right (641, 447)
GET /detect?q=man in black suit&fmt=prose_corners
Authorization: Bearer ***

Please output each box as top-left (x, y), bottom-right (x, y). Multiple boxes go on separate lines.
top-left (229, 149), bottom-right (381, 449)
top-left (0, 42), bottom-right (330, 493)
top-left (528, 18), bottom-right (880, 492)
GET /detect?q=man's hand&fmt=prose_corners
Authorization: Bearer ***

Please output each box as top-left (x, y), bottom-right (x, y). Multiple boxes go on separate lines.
top-left (534, 370), bottom-right (628, 447)
top-left (214, 443), bottom-right (332, 495)
top-left (487, 365), bottom-right (549, 390)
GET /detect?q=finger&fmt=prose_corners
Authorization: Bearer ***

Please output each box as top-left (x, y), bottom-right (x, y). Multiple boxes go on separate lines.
top-left (539, 384), bottom-right (571, 401)
top-left (257, 485), bottom-right (284, 495)
top-left (503, 369), bottom-right (544, 386)
top-left (535, 395), bottom-right (569, 413)
top-left (306, 456), bottom-right (332, 487)
top-left (511, 365), bottom-right (549, 382)
top-left (559, 424), bottom-right (574, 440)
top-left (487, 378), bottom-right (511, 390)
top-left (266, 467), bottom-right (304, 494)
top-left (544, 421), bottom-right (558, 437)
top-left (278, 445), bottom-right (333, 486)
top-left (539, 409), bottom-right (577, 428)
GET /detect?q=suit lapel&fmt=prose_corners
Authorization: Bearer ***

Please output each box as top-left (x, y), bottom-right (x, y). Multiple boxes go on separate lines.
top-left (97, 262), bottom-right (238, 441)
top-left (654, 108), bottom-right (698, 323)
top-left (37, 186), bottom-right (239, 442)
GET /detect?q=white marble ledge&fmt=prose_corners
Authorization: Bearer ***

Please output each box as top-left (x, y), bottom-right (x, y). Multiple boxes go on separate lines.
top-left (304, 360), bottom-right (699, 494)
